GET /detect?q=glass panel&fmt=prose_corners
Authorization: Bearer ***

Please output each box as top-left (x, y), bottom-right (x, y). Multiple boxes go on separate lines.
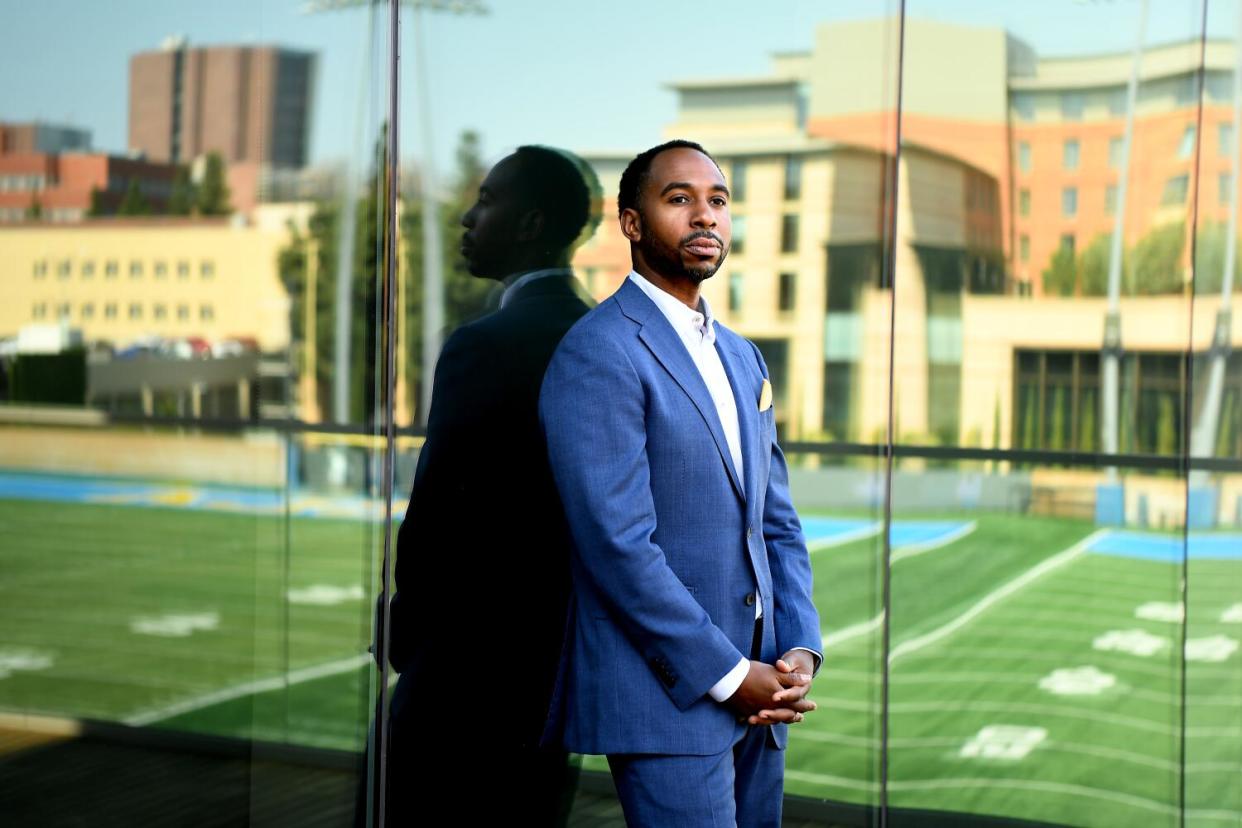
top-left (890, 3), bottom-right (1201, 825)
top-left (1186, 2), bottom-right (1242, 824)
top-left (0, 2), bottom-right (392, 825)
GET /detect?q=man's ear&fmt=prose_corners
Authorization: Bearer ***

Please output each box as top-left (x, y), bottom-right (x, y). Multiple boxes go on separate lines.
top-left (517, 208), bottom-right (545, 243)
top-left (619, 207), bottom-right (642, 243)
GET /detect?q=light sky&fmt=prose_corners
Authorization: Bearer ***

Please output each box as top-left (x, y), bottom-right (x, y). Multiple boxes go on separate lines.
top-left (0, 0), bottom-right (1232, 177)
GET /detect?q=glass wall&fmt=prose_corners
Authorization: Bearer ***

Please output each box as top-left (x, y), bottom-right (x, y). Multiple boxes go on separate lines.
top-left (2, 1), bottom-right (1240, 826)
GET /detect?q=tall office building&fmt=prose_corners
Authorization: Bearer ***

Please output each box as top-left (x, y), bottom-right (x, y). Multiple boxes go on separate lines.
top-left (128, 38), bottom-right (315, 169)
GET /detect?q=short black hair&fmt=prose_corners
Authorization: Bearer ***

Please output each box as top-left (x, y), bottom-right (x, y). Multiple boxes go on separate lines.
top-left (617, 139), bottom-right (721, 217)
top-left (510, 144), bottom-right (601, 251)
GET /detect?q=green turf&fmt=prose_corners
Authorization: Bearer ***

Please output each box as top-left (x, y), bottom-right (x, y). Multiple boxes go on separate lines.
top-left (2, 498), bottom-right (1240, 827)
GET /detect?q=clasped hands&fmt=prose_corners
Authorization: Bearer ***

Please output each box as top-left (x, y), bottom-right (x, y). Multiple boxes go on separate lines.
top-left (724, 650), bottom-right (817, 726)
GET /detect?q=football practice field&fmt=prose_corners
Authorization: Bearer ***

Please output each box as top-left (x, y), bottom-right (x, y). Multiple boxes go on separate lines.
top-left (1, 472), bottom-right (1239, 827)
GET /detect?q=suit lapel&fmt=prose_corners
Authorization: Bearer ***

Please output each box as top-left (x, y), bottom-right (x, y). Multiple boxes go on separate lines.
top-left (716, 334), bottom-right (759, 510)
top-left (617, 280), bottom-right (745, 502)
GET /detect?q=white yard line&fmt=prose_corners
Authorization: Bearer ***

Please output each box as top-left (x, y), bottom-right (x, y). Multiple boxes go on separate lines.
top-left (890, 520), bottom-right (978, 564)
top-left (888, 529), bottom-right (1110, 665)
top-left (123, 654), bottom-right (371, 727)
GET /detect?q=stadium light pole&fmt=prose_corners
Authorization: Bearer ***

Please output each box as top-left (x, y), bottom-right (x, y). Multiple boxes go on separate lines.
top-left (1099, 0), bottom-right (1150, 483)
top-left (1188, 7), bottom-right (1242, 488)
top-left (304, 0), bottom-right (490, 428)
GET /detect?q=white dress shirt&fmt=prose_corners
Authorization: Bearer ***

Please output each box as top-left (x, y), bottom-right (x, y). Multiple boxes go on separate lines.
top-left (627, 271), bottom-right (758, 703)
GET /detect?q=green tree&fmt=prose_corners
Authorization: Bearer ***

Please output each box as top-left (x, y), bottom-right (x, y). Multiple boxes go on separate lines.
top-left (1191, 221), bottom-right (1241, 296)
top-left (117, 179), bottom-right (151, 215)
top-left (25, 195), bottom-right (42, 220)
top-left (168, 165), bottom-right (195, 216)
top-left (1078, 233), bottom-right (1114, 296)
top-left (278, 128), bottom-right (496, 423)
top-left (1041, 244), bottom-right (1077, 296)
top-left (86, 186), bottom-right (107, 217)
top-left (1156, 394), bottom-right (1178, 455)
top-left (196, 152), bottom-right (231, 216)
top-left (1048, 386), bottom-right (1067, 450)
top-left (1130, 221), bottom-right (1185, 295)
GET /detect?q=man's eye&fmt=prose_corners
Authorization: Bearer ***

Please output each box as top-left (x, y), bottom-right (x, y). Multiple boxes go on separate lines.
top-left (669, 195), bottom-right (689, 203)
top-left (711, 197), bottom-right (728, 206)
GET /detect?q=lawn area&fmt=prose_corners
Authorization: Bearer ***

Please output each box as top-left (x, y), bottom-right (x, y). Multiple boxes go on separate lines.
top-left (2, 496), bottom-right (1239, 827)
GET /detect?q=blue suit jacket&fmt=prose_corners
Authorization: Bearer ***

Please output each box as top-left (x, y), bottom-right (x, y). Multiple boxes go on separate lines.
top-left (538, 277), bottom-right (821, 757)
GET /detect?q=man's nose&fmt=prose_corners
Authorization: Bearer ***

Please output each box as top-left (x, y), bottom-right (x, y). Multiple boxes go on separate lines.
top-left (691, 199), bottom-right (717, 228)
top-left (461, 206), bottom-right (476, 227)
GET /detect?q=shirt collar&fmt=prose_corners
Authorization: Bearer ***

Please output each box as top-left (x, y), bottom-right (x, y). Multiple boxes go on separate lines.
top-left (500, 267), bottom-right (572, 308)
top-left (627, 270), bottom-right (716, 345)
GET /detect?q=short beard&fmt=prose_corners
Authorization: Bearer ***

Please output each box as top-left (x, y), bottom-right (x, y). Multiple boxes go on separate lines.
top-left (637, 219), bottom-right (728, 285)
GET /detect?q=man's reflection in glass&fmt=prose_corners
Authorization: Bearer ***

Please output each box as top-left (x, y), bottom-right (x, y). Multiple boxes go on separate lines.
top-left (383, 146), bottom-right (599, 825)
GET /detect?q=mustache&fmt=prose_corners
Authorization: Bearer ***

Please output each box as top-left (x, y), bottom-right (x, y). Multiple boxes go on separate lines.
top-left (680, 230), bottom-right (724, 247)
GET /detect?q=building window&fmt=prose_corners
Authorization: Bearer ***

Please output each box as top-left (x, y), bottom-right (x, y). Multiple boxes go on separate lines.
top-left (56, 302), bottom-right (70, 319)
top-left (177, 304), bottom-right (190, 321)
top-left (105, 260), bottom-right (118, 278)
top-left (1221, 173), bottom-right (1233, 206)
top-left (783, 156), bottom-right (802, 201)
top-left (200, 304), bottom-right (215, 321)
top-left (778, 272), bottom-right (796, 312)
top-left (1060, 91), bottom-right (1085, 121)
top-left (1175, 74), bottom-right (1199, 107)
top-left (57, 260), bottom-right (72, 279)
top-left (728, 271), bottom-right (744, 313)
top-left (732, 216), bottom-right (746, 255)
top-left (1017, 141), bottom-right (1031, 173)
top-left (1019, 188), bottom-right (1031, 217)
top-left (1020, 234), bottom-right (1030, 262)
top-left (1012, 92), bottom-right (1036, 121)
top-left (129, 261), bottom-right (143, 278)
top-left (1062, 187), bottom-right (1078, 218)
top-left (201, 260), bottom-right (215, 279)
top-left (1162, 174), bottom-right (1189, 206)
top-left (81, 261), bottom-right (95, 278)
top-left (1063, 139), bottom-right (1080, 170)
top-left (1106, 184), bottom-right (1119, 215)
top-left (1220, 123), bottom-right (1234, 158)
top-left (104, 303), bottom-right (118, 319)
top-left (81, 303), bottom-right (94, 320)
top-left (1178, 125), bottom-right (1197, 160)
top-left (129, 303), bottom-right (143, 320)
top-left (731, 160), bottom-right (747, 202)
top-left (32, 302), bottom-right (47, 319)
top-left (1109, 136), bottom-right (1124, 169)
top-left (780, 214), bottom-right (799, 254)
top-left (33, 260), bottom-right (47, 279)
top-left (1108, 87), bottom-right (1128, 117)
top-left (154, 261), bottom-right (168, 279)
top-left (1060, 233), bottom-right (1076, 256)
top-left (177, 260), bottom-right (190, 279)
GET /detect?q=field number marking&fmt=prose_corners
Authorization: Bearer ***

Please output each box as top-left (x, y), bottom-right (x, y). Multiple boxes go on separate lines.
top-left (1038, 666), bottom-right (1116, 696)
top-left (959, 725), bottom-right (1047, 761)
top-left (130, 612), bottom-right (220, 638)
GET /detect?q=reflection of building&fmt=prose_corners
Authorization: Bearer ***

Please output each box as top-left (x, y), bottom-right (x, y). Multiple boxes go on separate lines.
top-left (0, 217), bottom-right (292, 351)
top-left (574, 16), bottom-right (1242, 512)
top-left (129, 38), bottom-right (317, 212)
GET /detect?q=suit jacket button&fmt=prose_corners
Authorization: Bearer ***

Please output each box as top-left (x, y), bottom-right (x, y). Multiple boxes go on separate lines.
top-left (744, 592), bottom-right (756, 607)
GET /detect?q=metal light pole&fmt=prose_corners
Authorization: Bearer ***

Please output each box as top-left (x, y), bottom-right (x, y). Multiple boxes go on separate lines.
top-left (1101, 0), bottom-right (1150, 481)
top-left (1188, 5), bottom-right (1242, 487)
top-left (305, 0), bottom-right (488, 427)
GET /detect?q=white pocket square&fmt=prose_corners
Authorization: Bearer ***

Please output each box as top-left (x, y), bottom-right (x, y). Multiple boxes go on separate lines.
top-left (758, 379), bottom-right (773, 412)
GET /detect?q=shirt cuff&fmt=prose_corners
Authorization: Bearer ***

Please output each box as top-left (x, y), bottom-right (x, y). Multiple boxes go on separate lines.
top-left (787, 646), bottom-right (823, 676)
top-left (707, 656), bottom-right (751, 702)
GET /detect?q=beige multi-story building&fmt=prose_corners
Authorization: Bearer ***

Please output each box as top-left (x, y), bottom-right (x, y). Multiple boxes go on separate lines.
top-left (0, 217), bottom-right (292, 351)
top-left (575, 17), bottom-right (1242, 471)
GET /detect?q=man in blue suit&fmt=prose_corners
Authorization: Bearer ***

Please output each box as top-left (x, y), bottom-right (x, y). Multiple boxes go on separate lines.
top-left (539, 140), bottom-right (823, 826)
